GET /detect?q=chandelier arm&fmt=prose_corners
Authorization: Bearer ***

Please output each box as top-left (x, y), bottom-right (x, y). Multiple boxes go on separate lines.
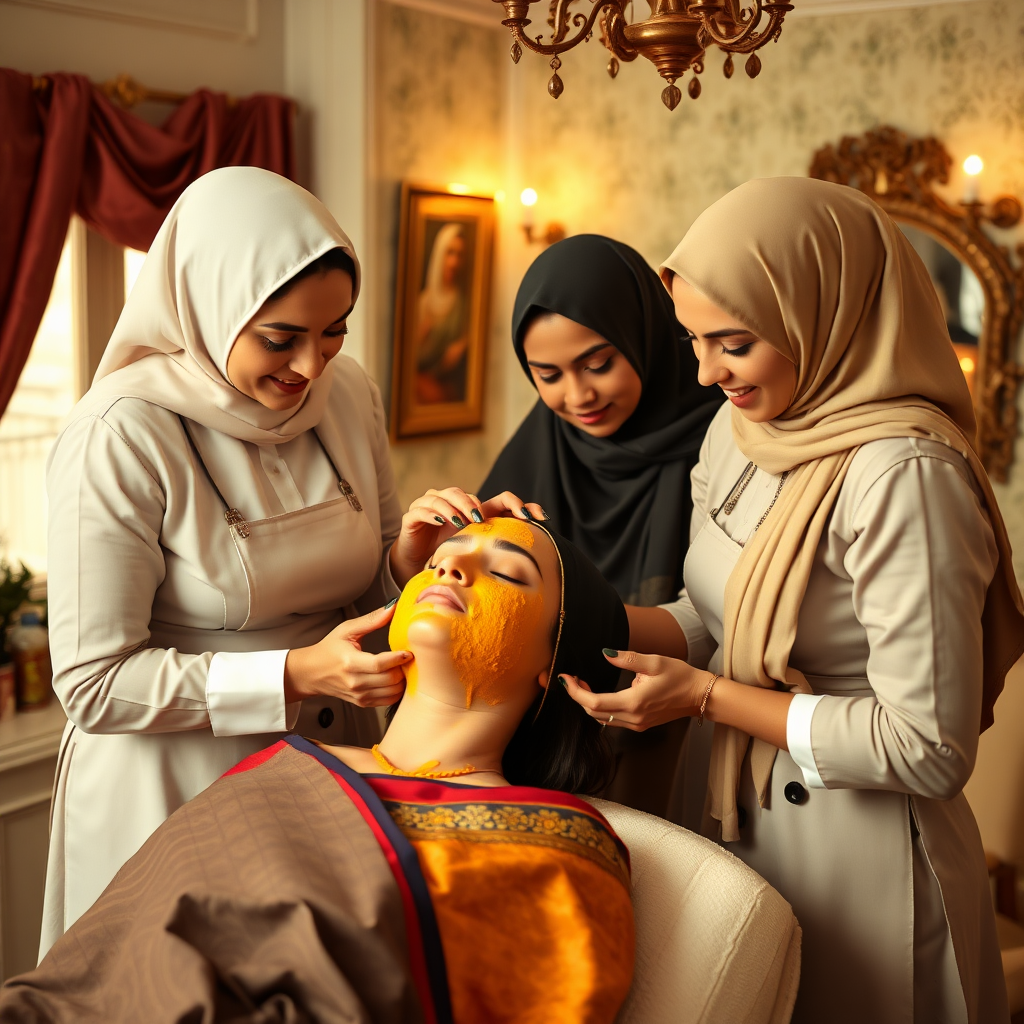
top-left (697, 2), bottom-right (792, 51)
top-left (503, 0), bottom-right (634, 58)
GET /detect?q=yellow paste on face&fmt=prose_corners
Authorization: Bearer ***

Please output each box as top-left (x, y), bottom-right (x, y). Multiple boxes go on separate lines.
top-left (389, 519), bottom-right (546, 707)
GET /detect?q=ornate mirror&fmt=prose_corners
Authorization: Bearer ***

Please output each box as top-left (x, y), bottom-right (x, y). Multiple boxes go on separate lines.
top-left (809, 126), bottom-right (1024, 481)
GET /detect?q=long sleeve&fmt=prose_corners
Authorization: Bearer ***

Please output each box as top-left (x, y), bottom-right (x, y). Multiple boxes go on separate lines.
top-left (47, 414), bottom-right (222, 735)
top-left (806, 451), bottom-right (998, 799)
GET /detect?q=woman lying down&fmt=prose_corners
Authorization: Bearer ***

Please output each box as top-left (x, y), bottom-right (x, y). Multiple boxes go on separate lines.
top-left (0, 517), bottom-right (635, 1024)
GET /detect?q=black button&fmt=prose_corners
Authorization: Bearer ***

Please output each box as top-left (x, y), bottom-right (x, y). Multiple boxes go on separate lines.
top-left (784, 781), bottom-right (807, 805)
top-left (737, 805), bottom-right (747, 829)
top-left (317, 706), bottom-right (334, 729)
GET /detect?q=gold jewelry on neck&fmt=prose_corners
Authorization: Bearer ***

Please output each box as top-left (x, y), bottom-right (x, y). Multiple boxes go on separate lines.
top-left (371, 744), bottom-right (478, 779)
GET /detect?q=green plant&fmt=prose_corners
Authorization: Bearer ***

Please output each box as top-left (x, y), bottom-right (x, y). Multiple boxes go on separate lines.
top-left (0, 558), bottom-right (33, 660)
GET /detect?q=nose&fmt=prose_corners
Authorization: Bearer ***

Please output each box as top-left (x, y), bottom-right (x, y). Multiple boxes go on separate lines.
top-left (694, 343), bottom-right (729, 388)
top-left (432, 550), bottom-right (473, 585)
top-left (290, 340), bottom-right (327, 380)
top-left (564, 371), bottom-right (597, 409)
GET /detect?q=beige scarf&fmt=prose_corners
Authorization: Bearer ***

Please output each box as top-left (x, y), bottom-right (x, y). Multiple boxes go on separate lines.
top-left (661, 177), bottom-right (1024, 842)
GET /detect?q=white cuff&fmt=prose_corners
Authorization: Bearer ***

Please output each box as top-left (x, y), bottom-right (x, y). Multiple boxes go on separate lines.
top-left (208, 650), bottom-right (290, 737)
top-left (787, 692), bottom-right (826, 789)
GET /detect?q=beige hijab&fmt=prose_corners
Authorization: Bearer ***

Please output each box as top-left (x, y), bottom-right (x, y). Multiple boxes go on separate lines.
top-left (81, 166), bottom-right (360, 444)
top-left (661, 177), bottom-right (1024, 842)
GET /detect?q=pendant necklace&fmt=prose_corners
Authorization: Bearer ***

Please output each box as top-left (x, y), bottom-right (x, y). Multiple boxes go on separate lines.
top-left (371, 744), bottom-right (478, 779)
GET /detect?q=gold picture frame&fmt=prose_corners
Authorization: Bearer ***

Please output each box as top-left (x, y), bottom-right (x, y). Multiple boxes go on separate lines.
top-left (390, 184), bottom-right (496, 440)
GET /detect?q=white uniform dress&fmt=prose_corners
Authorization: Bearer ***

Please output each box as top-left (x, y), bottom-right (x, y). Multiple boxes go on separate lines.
top-left (663, 404), bottom-right (1008, 1024)
top-left (39, 356), bottom-right (402, 957)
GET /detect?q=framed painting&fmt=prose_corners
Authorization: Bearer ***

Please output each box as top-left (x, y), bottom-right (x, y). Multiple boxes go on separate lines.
top-left (390, 184), bottom-right (496, 439)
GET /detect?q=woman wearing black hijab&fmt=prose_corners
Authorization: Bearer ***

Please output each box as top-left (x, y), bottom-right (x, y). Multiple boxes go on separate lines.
top-left (481, 234), bottom-right (722, 813)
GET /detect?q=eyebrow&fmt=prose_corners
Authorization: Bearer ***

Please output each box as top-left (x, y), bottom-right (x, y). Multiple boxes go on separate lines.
top-left (702, 328), bottom-right (755, 340)
top-left (435, 534), bottom-right (542, 575)
top-left (526, 342), bottom-right (611, 370)
top-left (257, 312), bottom-right (350, 332)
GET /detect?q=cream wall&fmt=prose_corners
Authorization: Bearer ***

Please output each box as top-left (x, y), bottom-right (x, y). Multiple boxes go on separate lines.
top-left (0, 0), bottom-right (285, 99)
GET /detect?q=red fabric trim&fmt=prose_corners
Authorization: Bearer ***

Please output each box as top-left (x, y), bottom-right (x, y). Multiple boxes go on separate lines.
top-left (325, 767), bottom-right (439, 1024)
top-left (221, 739), bottom-right (288, 778)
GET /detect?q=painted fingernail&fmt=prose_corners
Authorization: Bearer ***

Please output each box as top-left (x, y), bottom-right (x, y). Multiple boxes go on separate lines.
top-left (434, 516), bottom-right (446, 525)
top-left (385, 597), bottom-right (398, 609)
top-left (539, 507), bottom-right (550, 520)
top-left (602, 648), bottom-right (618, 658)
top-left (559, 675), bottom-right (569, 688)
top-left (521, 507), bottom-right (535, 521)
top-left (470, 509), bottom-right (483, 523)
top-left (451, 515), bottom-right (466, 529)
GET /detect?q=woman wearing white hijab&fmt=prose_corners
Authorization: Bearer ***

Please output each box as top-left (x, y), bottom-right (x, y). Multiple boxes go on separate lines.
top-left (564, 177), bottom-right (1024, 1022)
top-left (39, 167), bottom-right (539, 957)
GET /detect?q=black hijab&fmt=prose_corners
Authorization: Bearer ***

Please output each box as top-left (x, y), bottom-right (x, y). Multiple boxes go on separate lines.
top-left (481, 234), bottom-right (723, 606)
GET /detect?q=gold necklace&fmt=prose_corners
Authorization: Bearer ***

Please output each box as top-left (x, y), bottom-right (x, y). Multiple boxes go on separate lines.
top-left (371, 744), bottom-right (478, 779)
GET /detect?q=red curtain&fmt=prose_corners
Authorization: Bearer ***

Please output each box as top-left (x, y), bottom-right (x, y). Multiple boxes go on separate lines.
top-left (0, 69), bottom-right (296, 416)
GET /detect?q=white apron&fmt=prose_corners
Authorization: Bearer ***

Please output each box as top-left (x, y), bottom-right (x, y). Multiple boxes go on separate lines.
top-left (41, 423), bottom-right (382, 955)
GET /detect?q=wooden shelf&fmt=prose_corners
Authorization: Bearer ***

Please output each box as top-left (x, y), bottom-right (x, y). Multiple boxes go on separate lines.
top-left (0, 702), bottom-right (66, 774)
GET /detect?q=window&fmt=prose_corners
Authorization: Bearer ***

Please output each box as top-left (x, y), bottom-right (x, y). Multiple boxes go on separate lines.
top-left (0, 225), bottom-right (141, 574)
top-left (0, 235), bottom-right (77, 573)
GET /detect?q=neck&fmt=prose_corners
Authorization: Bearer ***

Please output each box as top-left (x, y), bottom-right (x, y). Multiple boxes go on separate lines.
top-left (378, 662), bottom-right (533, 780)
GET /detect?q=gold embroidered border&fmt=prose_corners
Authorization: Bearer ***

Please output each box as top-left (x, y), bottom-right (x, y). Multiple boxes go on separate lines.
top-left (383, 802), bottom-right (630, 885)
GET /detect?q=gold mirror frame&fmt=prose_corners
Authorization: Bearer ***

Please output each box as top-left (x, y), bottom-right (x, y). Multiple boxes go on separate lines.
top-left (810, 126), bottom-right (1024, 482)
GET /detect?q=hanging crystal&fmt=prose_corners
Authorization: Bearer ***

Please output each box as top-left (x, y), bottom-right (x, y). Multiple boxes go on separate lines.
top-left (723, 53), bottom-right (734, 79)
top-left (688, 75), bottom-right (702, 100)
top-left (745, 53), bottom-right (762, 78)
top-left (548, 56), bottom-right (564, 99)
top-left (662, 81), bottom-right (682, 111)
top-left (607, 56), bottom-right (620, 79)
top-left (511, 39), bottom-right (523, 64)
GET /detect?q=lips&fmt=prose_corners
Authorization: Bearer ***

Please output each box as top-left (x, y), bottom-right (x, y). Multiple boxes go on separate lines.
top-left (268, 376), bottom-right (309, 395)
top-left (573, 403), bottom-right (612, 426)
top-left (722, 384), bottom-right (757, 408)
top-left (415, 585), bottom-right (466, 613)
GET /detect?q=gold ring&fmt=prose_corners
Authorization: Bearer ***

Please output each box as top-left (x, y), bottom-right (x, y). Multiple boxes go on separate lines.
top-left (607, 714), bottom-right (615, 725)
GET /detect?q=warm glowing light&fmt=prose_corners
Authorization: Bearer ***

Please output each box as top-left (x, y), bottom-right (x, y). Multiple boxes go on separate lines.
top-left (494, 189), bottom-right (506, 203)
top-left (959, 355), bottom-right (976, 373)
top-left (963, 155), bottom-right (983, 177)
top-left (520, 188), bottom-right (538, 207)
top-left (448, 182), bottom-right (470, 195)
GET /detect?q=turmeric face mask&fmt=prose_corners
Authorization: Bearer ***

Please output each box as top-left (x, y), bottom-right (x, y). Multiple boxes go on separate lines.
top-left (389, 518), bottom-right (550, 708)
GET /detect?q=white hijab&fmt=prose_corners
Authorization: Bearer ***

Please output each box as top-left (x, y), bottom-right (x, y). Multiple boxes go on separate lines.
top-left (84, 166), bottom-right (360, 445)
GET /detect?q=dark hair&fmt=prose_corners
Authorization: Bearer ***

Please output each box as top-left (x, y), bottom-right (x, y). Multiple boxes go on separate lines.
top-left (267, 247), bottom-right (357, 304)
top-left (501, 668), bottom-right (613, 795)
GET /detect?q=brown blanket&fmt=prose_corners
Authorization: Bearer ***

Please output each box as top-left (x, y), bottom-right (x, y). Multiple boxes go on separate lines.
top-left (0, 742), bottom-right (428, 1024)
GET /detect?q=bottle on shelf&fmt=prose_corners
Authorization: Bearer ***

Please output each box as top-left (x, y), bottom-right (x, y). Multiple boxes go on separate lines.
top-left (9, 610), bottom-right (52, 710)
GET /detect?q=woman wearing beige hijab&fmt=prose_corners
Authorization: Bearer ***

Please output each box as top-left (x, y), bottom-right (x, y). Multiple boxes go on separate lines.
top-left (563, 177), bottom-right (1023, 1022)
top-left (39, 167), bottom-right (540, 958)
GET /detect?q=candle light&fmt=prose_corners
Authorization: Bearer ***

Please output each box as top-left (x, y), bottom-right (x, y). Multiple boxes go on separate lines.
top-left (520, 187), bottom-right (538, 232)
top-left (963, 155), bottom-right (983, 203)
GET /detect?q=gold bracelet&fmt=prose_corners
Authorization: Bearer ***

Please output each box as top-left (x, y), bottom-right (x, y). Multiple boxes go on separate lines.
top-left (697, 673), bottom-right (720, 727)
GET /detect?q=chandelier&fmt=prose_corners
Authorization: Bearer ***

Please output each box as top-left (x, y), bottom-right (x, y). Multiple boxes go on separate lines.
top-left (492, 1), bottom-right (794, 110)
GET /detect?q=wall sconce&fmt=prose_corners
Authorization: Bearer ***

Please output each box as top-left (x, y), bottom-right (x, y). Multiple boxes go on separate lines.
top-left (520, 188), bottom-right (566, 246)
top-left (962, 154), bottom-right (983, 203)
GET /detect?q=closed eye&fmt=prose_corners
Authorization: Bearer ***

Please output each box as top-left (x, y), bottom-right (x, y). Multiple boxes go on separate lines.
top-left (325, 325), bottom-right (349, 338)
top-left (537, 370), bottom-right (561, 384)
top-left (492, 571), bottom-right (527, 585)
top-left (260, 336), bottom-right (293, 353)
top-left (723, 343), bottom-right (754, 356)
top-left (586, 358), bottom-right (612, 374)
